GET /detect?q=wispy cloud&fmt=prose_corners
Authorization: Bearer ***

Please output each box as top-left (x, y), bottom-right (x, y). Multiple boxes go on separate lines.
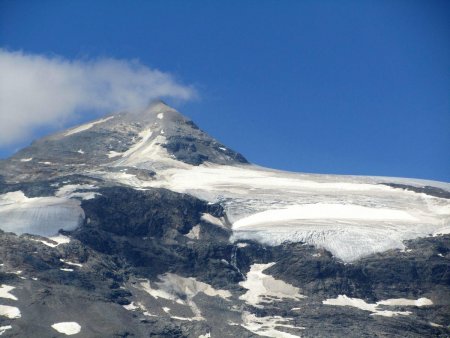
top-left (0, 49), bottom-right (196, 146)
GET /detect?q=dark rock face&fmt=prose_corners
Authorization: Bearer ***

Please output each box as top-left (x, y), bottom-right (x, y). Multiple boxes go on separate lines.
top-left (381, 183), bottom-right (450, 199)
top-left (80, 187), bottom-right (215, 238)
top-left (162, 135), bottom-right (248, 166)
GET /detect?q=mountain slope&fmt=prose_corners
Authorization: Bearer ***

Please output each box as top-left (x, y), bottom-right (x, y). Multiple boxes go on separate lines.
top-left (0, 103), bottom-right (449, 337)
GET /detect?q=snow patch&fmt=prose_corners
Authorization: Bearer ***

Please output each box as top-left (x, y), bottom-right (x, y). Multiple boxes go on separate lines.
top-left (60, 268), bottom-right (74, 272)
top-left (51, 322), bottom-right (81, 335)
top-left (157, 113), bottom-right (164, 119)
top-left (77, 149), bottom-right (84, 154)
top-left (111, 128), bottom-right (189, 170)
top-left (0, 305), bottom-right (21, 319)
top-left (56, 184), bottom-right (99, 200)
top-left (140, 273), bottom-right (231, 320)
top-left (0, 285), bottom-right (18, 301)
top-left (239, 263), bottom-right (305, 308)
top-left (377, 297), bottom-right (433, 307)
top-left (241, 311), bottom-right (304, 338)
top-left (0, 325), bottom-right (12, 336)
top-left (19, 158), bottom-right (32, 162)
top-left (64, 116), bottom-right (114, 136)
top-left (186, 225), bottom-right (200, 240)
top-left (322, 295), bottom-right (433, 317)
top-left (60, 259), bottom-right (83, 268)
top-left (107, 151), bottom-right (123, 158)
top-left (429, 322), bottom-right (444, 328)
top-left (34, 234), bottom-right (71, 247)
top-left (123, 302), bottom-right (139, 311)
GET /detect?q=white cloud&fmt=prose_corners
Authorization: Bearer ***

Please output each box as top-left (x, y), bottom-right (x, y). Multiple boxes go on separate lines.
top-left (0, 49), bottom-right (196, 146)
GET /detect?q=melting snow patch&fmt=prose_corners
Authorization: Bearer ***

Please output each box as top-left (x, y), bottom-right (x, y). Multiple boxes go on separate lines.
top-left (19, 158), bottom-right (32, 162)
top-left (51, 322), bottom-right (81, 335)
top-left (56, 184), bottom-right (99, 200)
top-left (123, 302), bottom-right (139, 311)
top-left (0, 326), bottom-right (12, 335)
top-left (0, 305), bottom-right (21, 319)
top-left (123, 301), bottom-right (156, 317)
top-left (186, 225), bottom-right (200, 240)
top-left (198, 333), bottom-right (211, 338)
top-left (240, 263), bottom-right (305, 308)
top-left (140, 274), bottom-right (231, 320)
top-left (322, 295), bottom-right (432, 317)
top-left (241, 311), bottom-right (304, 338)
top-left (0, 325), bottom-right (12, 335)
top-left (34, 234), bottom-right (71, 248)
top-left (0, 285), bottom-right (18, 301)
top-left (50, 235), bottom-right (71, 245)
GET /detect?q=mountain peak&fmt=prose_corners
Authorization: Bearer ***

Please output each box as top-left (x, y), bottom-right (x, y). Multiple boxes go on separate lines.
top-left (132, 100), bottom-right (177, 118)
top-left (1, 104), bottom-right (248, 182)
top-left (144, 99), bottom-right (174, 113)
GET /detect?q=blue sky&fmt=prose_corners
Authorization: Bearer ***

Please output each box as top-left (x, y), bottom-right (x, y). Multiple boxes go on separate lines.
top-left (0, 0), bottom-right (449, 181)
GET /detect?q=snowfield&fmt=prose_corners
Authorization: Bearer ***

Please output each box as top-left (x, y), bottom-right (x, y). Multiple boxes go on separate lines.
top-left (99, 160), bottom-right (450, 262)
top-left (323, 295), bottom-right (433, 317)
